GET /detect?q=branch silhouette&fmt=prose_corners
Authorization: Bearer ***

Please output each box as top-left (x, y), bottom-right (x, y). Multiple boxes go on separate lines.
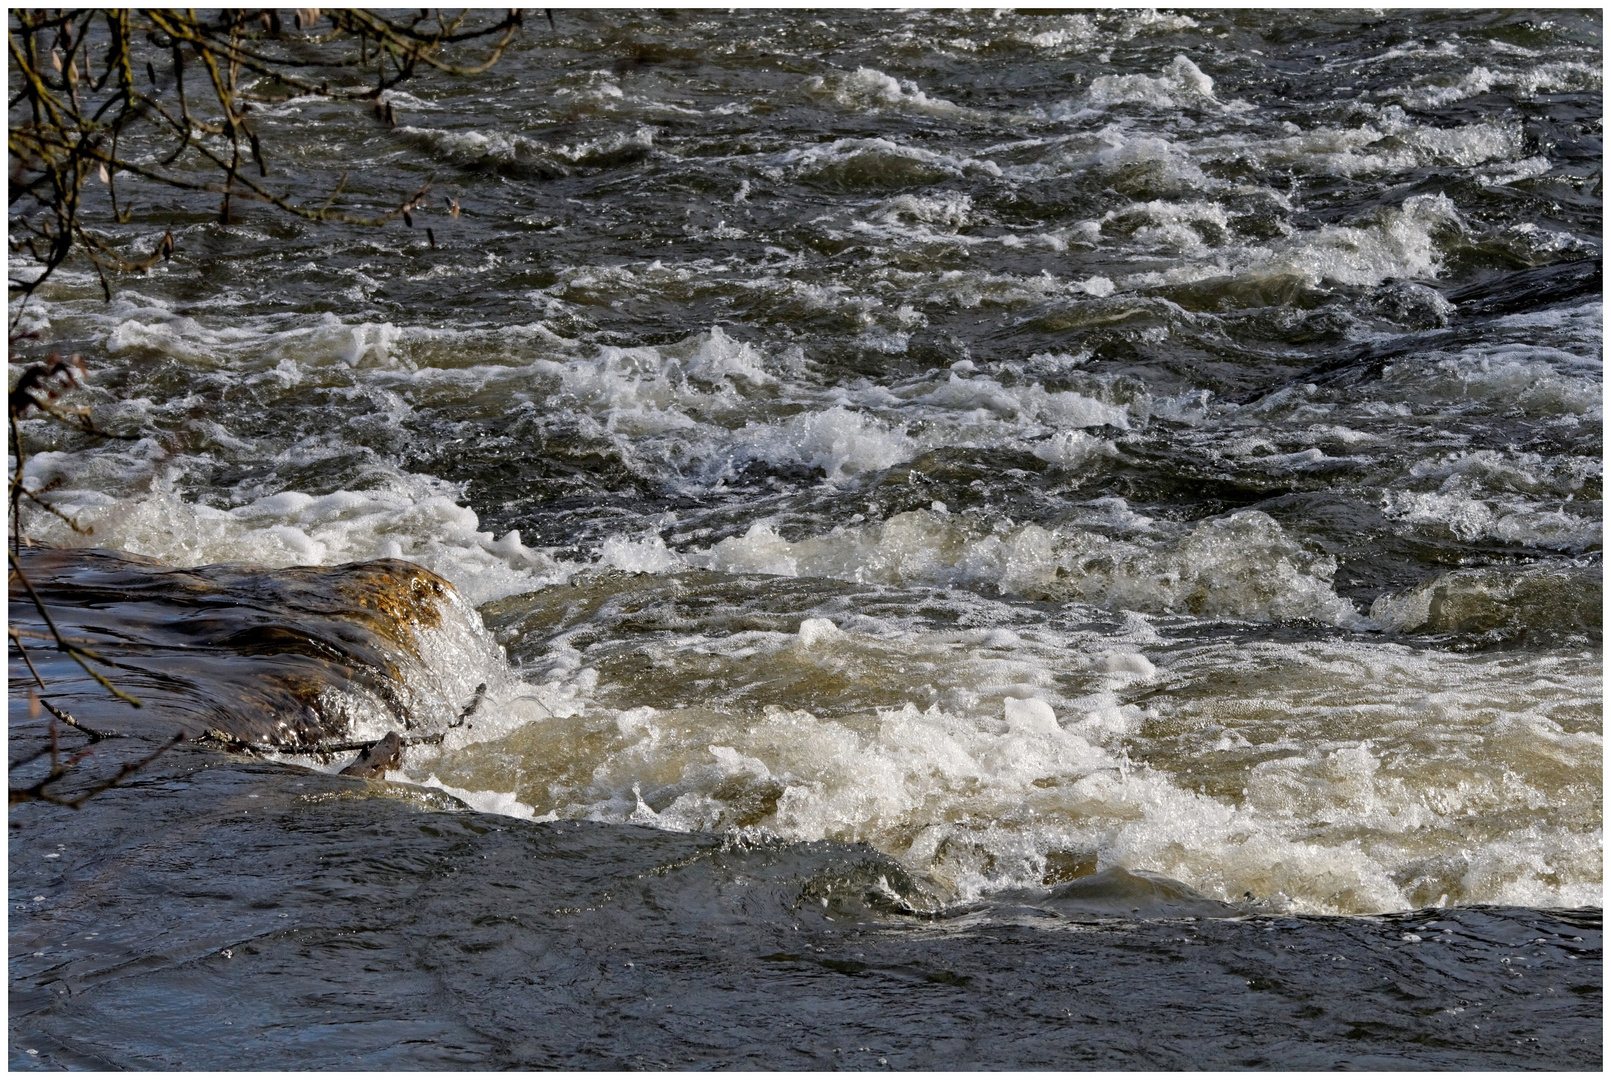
top-left (10, 8), bottom-right (523, 318)
top-left (9, 7), bottom-right (527, 806)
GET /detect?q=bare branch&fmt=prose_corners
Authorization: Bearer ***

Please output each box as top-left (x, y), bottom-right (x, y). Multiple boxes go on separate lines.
top-left (8, 550), bottom-right (144, 707)
top-left (9, 8), bottom-right (523, 308)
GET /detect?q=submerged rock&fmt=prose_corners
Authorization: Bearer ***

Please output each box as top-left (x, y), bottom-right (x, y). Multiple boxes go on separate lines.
top-left (8, 748), bottom-right (1601, 1069)
top-left (1043, 866), bottom-right (1244, 919)
top-left (8, 547), bottom-right (456, 749)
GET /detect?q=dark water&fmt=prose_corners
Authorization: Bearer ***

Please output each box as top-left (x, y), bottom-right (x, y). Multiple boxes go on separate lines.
top-left (8, 747), bottom-right (1602, 1069)
top-left (9, 8), bottom-right (1602, 1067)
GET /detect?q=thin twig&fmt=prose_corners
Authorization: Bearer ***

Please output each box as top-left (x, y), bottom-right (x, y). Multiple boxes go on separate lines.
top-left (10, 731), bottom-right (184, 808)
top-left (9, 8), bottom-right (523, 314)
top-left (7, 550), bottom-right (144, 706)
top-left (9, 628), bottom-right (48, 688)
top-left (38, 697), bottom-right (118, 741)
top-left (271, 731), bottom-right (446, 756)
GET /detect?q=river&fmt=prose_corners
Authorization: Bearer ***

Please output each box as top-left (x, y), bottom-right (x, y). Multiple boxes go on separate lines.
top-left (9, 8), bottom-right (1601, 1067)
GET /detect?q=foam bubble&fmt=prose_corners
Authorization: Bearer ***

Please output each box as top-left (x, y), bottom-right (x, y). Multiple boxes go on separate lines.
top-left (797, 617), bottom-right (843, 648)
top-left (1004, 696), bottom-right (1060, 735)
top-left (598, 534), bottom-right (681, 574)
top-left (1102, 653), bottom-right (1157, 678)
top-left (703, 522), bottom-right (799, 577)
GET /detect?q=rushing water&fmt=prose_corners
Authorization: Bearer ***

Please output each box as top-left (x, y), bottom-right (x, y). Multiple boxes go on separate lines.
top-left (9, 8), bottom-right (1602, 1067)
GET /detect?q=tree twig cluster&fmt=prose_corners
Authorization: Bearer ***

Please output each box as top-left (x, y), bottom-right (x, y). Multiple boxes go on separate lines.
top-left (9, 7), bottom-right (523, 314)
top-left (9, 687), bottom-right (182, 808)
top-left (7, 348), bottom-right (158, 805)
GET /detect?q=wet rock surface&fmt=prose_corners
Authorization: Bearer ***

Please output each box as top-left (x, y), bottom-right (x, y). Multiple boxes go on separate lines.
top-left (9, 548), bottom-right (452, 748)
top-left (8, 747), bottom-right (1600, 1070)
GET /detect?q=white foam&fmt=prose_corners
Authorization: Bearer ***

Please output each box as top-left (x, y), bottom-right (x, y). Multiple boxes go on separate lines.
top-left (1094, 131), bottom-right (1213, 190)
top-left (1397, 66), bottom-right (1497, 109)
top-left (597, 534), bottom-right (681, 574)
top-left (1255, 193), bottom-right (1462, 288)
top-left (398, 124), bottom-right (655, 174)
top-left (774, 136), bottom-right (1003, 187)
top-left (1381, 490), bottom-right (1599, 549)
top-left (1089, 199), bottom-right (1235, 257)
top-left (1511, 60), bottom-right (1602, 96)
top-left (700, 522), bottom-right (798, 577)
top-left (1034, 430), bottom-right (1115, 469)
top-left (1020, 16), bottom-right (1095, 51)
top-left (684, 507), bottom-right (1367, 627)
top-left (1113, 9), bottom-right (1199, 37)
top-left (410, 775), bottom-right (539, 820)
top-left (401, 620), bottom-right (1600, 912)
top-left (16, 466), bottom-right (568, 607)
top-left (11, 314), bottom-right (1174, 609)
top-left (736, 405), bottom-right (916, 482)
top-left (797, 617), bottom-right (842, 648)
top-left (1390, 59), bottom-right (1602, 106)
top-left (1102, 652), bottom-right (1157, 678)
top-left (1187, 114), bottom-right (1525, 181)
top-left (1003, 696), bottom-right (1060, 735)
top-left (878, 191), bottom-right (973, 228)
top-left (1125, 193), bottom-right (1466, 293)
top-left (804, 66), bottom-right (978, 120)
top-left (1080, 55), bottom-right (1234, 112)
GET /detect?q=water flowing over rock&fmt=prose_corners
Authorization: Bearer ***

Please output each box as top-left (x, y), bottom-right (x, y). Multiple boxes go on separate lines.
top-left (9, 548), bottom-right (469, 748)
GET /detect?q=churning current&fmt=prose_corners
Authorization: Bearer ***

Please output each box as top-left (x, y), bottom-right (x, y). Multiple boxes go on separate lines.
top-left (12, 8), bottom-right (1602, 916)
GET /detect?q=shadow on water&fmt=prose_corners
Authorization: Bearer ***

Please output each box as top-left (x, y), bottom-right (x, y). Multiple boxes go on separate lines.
top-left (8, 744), bottom-right (1601, 1070)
